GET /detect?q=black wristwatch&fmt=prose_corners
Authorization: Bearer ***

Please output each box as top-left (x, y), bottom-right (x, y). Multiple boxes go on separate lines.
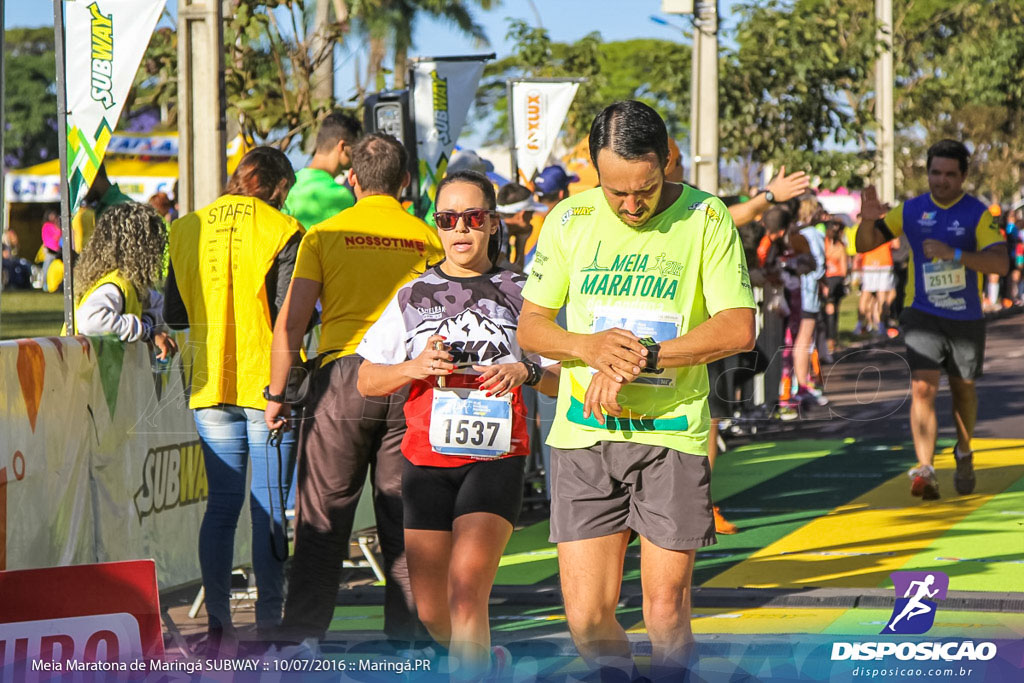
top-left (638, 337), bottom-right (661, 373)
top-left (263, 385), bottom-right (287, 403)
top-left (758, 188), bottom-right (777, 204)
top-left (522, 360), bottom-right (542, 386)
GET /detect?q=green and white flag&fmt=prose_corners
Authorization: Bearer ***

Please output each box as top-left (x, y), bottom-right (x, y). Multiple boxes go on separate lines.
top-left (410, 57), bottom-right (488, 208)
top-left (64, 0), bottom-right (167, 206)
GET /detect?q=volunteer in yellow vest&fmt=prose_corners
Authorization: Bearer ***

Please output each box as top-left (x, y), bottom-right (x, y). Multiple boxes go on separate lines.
top-left (518, 101), bottom-right (756, 680)
top-left (163, 147), bottom-right (303, 654)
top-left (265, 133), bottom-right (443, 647)
top-left (65, 203), bottom-right (176, 363)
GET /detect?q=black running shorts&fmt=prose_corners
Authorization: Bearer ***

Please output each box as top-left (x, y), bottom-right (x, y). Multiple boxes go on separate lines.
top-left (402, 456), bottom-right (525, 531)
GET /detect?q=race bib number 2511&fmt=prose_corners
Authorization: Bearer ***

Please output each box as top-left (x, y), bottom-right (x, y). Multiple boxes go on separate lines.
top-left (923, 260), bottom-right (966, 295)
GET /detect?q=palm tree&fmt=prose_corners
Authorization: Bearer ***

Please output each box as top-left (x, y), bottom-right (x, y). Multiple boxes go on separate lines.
top-left (347, 0), bottom-right (492, 99)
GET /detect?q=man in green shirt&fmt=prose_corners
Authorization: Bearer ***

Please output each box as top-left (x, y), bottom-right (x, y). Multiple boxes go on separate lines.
top-left (518, 101), bottom-right (756, 679)
top-left (283, 112), bottom-right (362, 229)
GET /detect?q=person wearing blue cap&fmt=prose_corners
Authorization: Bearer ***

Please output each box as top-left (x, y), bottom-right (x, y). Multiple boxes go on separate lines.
top-left (534, 165), bottom-right (578, 205)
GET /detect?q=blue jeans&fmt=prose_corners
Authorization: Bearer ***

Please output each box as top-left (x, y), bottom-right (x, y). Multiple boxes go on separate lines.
top-left (194, 405), bottom-right (297, 633)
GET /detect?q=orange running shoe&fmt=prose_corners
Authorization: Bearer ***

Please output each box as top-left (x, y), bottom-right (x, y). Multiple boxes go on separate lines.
top-left (714, 506), bottom-right (738, 534)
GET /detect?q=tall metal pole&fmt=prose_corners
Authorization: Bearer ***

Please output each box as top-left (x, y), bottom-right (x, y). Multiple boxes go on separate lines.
top-left (178, 0), bottom-right (226, 215)
top-left (875, 0), bottom-right (895, 204)
top-left (53, 0), bottom-right (75, 333)
top-left (689, 0), bottom-right (719, 194)
top-left (506, 79), bottom-right (519, 184)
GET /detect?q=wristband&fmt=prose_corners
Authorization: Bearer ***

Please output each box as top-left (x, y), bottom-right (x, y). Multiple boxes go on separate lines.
top-left (521, 360), bottom-right (542, 386)
top-left (263, 385), bottom-right (287, 403)
top-left (953, 248), bottom-right (963, 263)
top-left (638, 337), bottom-right (661, 373)
top-left (874, 218), bottom-right (895, 242)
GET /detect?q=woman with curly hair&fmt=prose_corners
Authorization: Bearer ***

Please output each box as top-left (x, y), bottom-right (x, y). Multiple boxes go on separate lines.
top-left (67, 202), bottom-right (176, 361)
top-left (163, 146), bottom-right (303, 655)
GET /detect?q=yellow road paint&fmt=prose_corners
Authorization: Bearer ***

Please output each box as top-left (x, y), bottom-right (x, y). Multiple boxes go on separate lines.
top-left (705, 439), bottom-right (1024, 590)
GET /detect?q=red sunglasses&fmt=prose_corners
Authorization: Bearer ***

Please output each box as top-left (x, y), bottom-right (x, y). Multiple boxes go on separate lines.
top-left (433, 209), bottom-right (494, 231)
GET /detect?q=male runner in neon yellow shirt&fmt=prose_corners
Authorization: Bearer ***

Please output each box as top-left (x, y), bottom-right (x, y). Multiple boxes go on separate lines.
top-left (518, 101), bottom-right (756, 679)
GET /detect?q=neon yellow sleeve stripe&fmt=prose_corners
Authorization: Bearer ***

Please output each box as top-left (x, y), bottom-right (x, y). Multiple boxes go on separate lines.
top-left (975, 210), bottom-right (1002, 251)
top-left (884, 203), bottom-right (904, 238)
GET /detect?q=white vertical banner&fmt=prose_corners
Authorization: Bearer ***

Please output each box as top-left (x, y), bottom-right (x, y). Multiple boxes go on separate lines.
top-left (511, 80), bottom-right (579, 182)
top-left (64, 0), bottom-right (167, 207)
top-left (411, 57), bottom-right (488, 206)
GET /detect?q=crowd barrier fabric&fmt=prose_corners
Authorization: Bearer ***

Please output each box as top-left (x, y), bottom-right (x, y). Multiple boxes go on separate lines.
top-left (0, 334), bottom-right (248, 589)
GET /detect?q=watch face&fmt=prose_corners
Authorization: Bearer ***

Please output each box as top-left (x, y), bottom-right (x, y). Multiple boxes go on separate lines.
top-left (766, 190), bottom-right (776, 203)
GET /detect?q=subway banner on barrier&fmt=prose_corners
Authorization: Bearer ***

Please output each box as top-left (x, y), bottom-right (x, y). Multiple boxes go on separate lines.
top-left (410, 56), bottom-right (489, 208)
top-left (64, 0), bottom-right (168, 208)
top-left (0, 334), bottom-right (248, 590)
top-left (510, 79), bottom-right (580, 182)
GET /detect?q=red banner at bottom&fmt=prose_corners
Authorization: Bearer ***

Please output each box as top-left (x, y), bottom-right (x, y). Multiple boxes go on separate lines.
top-left (0, 560), bottom-right (163, 672)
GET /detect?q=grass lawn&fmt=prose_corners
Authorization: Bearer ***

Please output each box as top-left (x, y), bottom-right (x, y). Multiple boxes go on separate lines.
top-left (836, 294), bottom-right (860, 347)
top-left (0, 290), bottom-right (66, 340)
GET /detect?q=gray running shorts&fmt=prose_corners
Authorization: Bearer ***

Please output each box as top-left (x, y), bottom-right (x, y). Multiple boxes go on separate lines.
top-left (549, 441), bottom-right (716, 551)
top-left (901, 307), bottom-right (985, 380)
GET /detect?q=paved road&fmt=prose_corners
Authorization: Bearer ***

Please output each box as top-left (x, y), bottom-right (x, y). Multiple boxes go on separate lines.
top-left (761, 311), bottom-right (1024, 442)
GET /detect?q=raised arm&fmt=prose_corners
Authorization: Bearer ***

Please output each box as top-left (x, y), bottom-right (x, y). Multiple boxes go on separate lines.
top-left (657, 307), bottom-right (756, 368)
top-left (856, 185), bottom-right (892, 253)
top-left (357, 335), bottom-right (455, 397)
top-left (729, 166), bottom-right (810, 227)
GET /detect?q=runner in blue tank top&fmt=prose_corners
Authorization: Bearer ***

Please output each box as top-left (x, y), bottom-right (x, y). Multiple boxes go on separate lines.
top-left (856, 140), bottom-right (1008, 500)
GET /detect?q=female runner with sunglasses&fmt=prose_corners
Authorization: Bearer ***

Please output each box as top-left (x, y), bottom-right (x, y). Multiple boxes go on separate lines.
top-left (357, 170), bottom-right (557, 678)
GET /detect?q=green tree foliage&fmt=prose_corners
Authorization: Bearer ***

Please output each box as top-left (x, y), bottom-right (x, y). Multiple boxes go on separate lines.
top-left (723, 0), bottom-right (1024, 197)
top-left (721, 0), bottom-right (880, 191)
top-left (130, 24), bottom-right (177, 129)
top-left (4, 28), bottom-right (58, 168)
top-left (224, 0), bottom-right (350, 149)
top-left (892, 0), bottom-right (1024, 200)
top-left (129, 1), bottom-right (493, 149)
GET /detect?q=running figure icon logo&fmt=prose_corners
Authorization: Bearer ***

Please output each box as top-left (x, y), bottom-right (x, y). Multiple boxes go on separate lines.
top-left (882, 571), bottom-right (950, 635)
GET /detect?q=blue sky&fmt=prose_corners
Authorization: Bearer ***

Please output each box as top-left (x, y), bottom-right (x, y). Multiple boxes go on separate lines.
top-left (6, 0), bottom-right (741, 149)
top-left (6, 1), bottom-right (743, 37)
top-left (6, 1), bottom-right (743, 69)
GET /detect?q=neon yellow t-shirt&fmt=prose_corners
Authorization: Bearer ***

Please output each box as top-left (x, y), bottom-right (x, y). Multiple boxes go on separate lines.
top-left (522, 185), bottom-right (756, 456)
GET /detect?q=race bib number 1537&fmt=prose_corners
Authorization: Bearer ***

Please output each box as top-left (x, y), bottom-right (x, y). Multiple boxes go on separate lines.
top-left (429, 388), bottom-right (512, 459)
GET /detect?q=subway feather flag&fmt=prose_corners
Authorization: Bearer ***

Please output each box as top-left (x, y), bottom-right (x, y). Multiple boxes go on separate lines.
top-left (64, 0), bottom-right (167, 207)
